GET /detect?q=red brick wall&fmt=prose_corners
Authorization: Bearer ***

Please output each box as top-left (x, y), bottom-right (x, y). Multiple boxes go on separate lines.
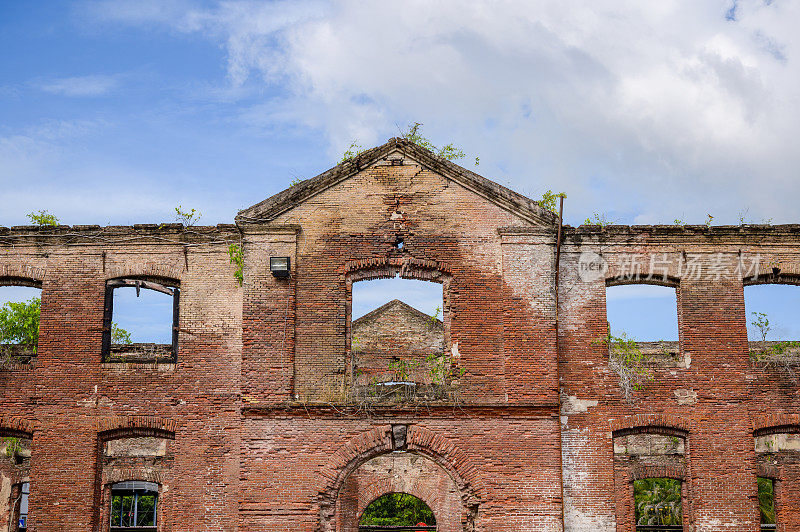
top-left (0, 147), bottom-right (799, 531)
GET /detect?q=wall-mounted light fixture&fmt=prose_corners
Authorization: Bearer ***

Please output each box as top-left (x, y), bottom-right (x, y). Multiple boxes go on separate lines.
top-left (270, 256), bottom-right (291, 278)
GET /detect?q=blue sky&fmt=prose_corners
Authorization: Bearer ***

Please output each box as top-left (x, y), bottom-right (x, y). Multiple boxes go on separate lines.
top-left (1, 1), bottom-right (799, 341)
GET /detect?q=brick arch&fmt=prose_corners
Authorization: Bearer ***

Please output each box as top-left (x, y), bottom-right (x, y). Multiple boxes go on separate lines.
top-left (606, 274), bottom-right (680, 288)
top-left (757, 463), bottom-right (783, 481)
top-left (752, 413), bottom-right (800, 436)
top-left (318, 425), bottom-right (480, 532)
top-left (603, 252), bottom-right (682, 287)
top-left (104, 261), bottom-right (183, 284)
top-left (744, 265), bottom-right (800, 283)
top-left (611, 413), bottom-right (691, 436)
top-left (0, 415), bottom-right (34, 439)
top-left (629, 463), bottom-right (686, 482)
top-left (102, 468), bottom-right (164, 486)
top-left (344, 256), bottom-right (452, 282)
top-left (97, 415), bottom-right (176, 441)
top-left (0, 264), bottom-right (46, 286)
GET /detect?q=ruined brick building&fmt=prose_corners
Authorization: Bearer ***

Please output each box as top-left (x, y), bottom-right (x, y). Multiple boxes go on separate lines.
top-left (1, 137), bottom-right (799, 531)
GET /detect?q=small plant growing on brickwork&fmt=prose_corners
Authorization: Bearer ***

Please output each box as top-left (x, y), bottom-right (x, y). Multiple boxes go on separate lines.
top-left (0, 437), bottom-right (22, 458)
top-left (340, 141), bottom-right (365, 163)
top-left (174, 205), bottom-right (202, 227)
top-left (704, 213), bottom-right (714, 228)
top-left (227, 243), bottom-right (244, 286)
top-left (673, 219), bottom-right (685, 227)
top-left (111, 323), bottom-right (132, 344)
top-left (27, 210), bottom-right (59, 227)
top-left (540, 190), bottom-right (567, 214)
top-left (737, 208), bottom-right (750, 226)
top-left (289, 177), bottom-right (303, 187)
top-left (388, 357), bottom-right (416, 383)
top-left (584, 212), bottom-right (612, 227)
top-left (752, 312), bottom-right (771, 343)
top-left (429, 306), bottom-right (441, 328)
top-left (598, 326), bottom-right (653, 402)
top-left (401, 122), bottom-right (466, 161)
top-left (750, 311), bottom-right (800, 382)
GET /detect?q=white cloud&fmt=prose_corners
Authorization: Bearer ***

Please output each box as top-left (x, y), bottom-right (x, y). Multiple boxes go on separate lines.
top-left (37, 74), bottom-right (122, 97)
top-left (81, 0), bottom-right (800, 224)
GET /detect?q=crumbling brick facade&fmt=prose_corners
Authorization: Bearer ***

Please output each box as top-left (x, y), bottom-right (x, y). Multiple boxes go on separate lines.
top-left (0, 138), bottom-right (798, 531)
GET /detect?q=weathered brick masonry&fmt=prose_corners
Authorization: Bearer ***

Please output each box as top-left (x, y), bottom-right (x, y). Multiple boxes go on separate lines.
top-left (0, 138), bottom-right (798, 531)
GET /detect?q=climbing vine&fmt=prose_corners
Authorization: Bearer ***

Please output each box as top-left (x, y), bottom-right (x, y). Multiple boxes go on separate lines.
top-left (599, 327), bottom-right (653, 402)
top-left (227, 243), bottom-right (244, 286)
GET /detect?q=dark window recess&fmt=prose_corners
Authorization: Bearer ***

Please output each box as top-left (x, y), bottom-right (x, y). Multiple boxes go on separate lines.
top-left (17, 482), bottom-right (29, 531)
top-left (110, 481), bottom-right (158, 531)
top-left (101, 279), bottom-right (179, 362)
top-left (759, 477), bottom-right (776, 531)
top-left (634, 478), bottom-right (682, 531)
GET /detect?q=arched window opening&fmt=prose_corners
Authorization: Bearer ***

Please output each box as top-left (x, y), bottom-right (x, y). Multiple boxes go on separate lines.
top-left (613, 429), bottom-right (687, 531)
top-left (634, 478), bottom-right (682, 531)
top-left (758, 477), bottom-right (776, 531)
top-left (351, 277), bottom-right (452, 398)
top-left (0, 283), bottom-right (42, 365)
top-left (1, 435), bottom-right (32, 531)
top-left (359, 493), bottom-right (436, 531)
top-left (754, 427), bottom-right (799, 529)
top-left (102, 278), bottom-right (179, 362)
top-left (110, 481), bottom-right (158, 530)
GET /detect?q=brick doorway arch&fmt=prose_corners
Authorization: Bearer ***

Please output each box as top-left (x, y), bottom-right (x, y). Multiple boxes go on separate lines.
top-left (339, 452), bottom-right (460, 532)
top-left (318, 425), bottom-right (479, 532)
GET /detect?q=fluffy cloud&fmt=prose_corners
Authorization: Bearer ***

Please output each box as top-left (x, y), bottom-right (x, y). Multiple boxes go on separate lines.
top-left (83, 0), bottom-right (800, 224)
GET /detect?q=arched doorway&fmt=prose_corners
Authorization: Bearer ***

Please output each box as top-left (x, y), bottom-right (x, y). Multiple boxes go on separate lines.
top-left (336, 452), bottom-right (463, 532)
top-left (359, 493), bottom-right (436, 531)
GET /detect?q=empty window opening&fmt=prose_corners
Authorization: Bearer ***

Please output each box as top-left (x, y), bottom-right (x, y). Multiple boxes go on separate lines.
top-left (745, 284), bottom-right (800, 342)
top-left (0, 285), bottom-right (42, 364)
top-left (359, 493), bottom-right (436, 531)
top-left (351, 277), bottom-right (445, 387)
top-left (634, 478), bottom-right (682, 531)
top-left (16, 482), bottom-right (29, 532)
top-left (745, 284), bottom-right (800, 372)
top-left (758, 477), bottom-right (776, 531)
top-left (110, 481), bottom-right (158, 531)
top-left (102, 279), bottom-right (179, 362)
top-left (606, 284), bottom-right (679, 342)
top-left (1, 436), bottom-right (32, 531)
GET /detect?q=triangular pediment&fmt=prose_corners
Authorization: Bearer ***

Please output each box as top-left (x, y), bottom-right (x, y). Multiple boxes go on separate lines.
top-left (236, 138), bottom-right (556, 226)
